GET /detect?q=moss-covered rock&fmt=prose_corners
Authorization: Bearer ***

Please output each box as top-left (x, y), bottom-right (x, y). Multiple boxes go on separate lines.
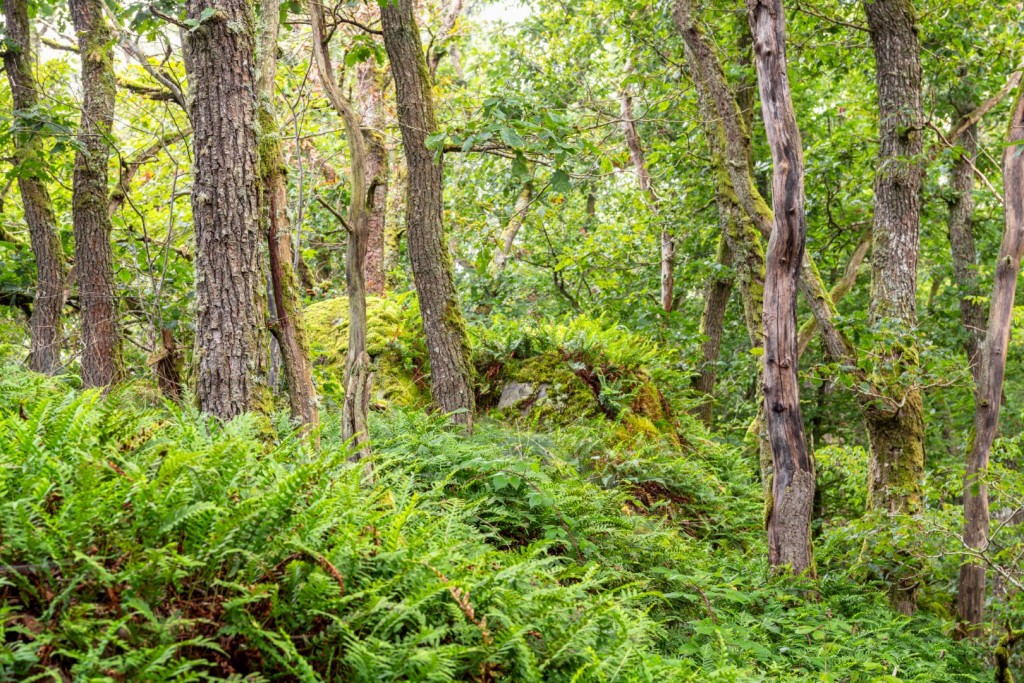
top-left (304, 295), bottom-right (427, 408)
top-left (494, 352), bottom-right (601, 426)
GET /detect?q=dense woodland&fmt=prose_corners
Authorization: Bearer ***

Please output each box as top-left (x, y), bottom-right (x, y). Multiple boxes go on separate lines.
top-left (0, 0), bottom-right (1023, 679)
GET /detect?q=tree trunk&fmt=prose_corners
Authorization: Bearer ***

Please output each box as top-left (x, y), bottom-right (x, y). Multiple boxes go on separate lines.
top-left (747, 0), bottom-right (815, 577)
top-left (946, 117), bottom-right (985, 385)
top-left (310, 0), bottom-right (373, 457)
top-left (619, 70), bottom-right (673, 312)
top-left (693, 235), bottom-right (734, 427)
top-left (384, 154), bottom-right (407, 290)
top-left (957, 84), bottom-right (1024, 637)
top-left (154, 327), bottom-right (183, 400)
top-left (2, 0), bottom-right (67, 375)
top-left (357, 53), bottom-right (389, 296)
top-left (258, 0), bottom-right (319, 432)
top-left (491, 183), bottom-right (532, 274)
top-left (183, 0), bottom-right (268, 419)
top-left (69, 0), bottom-right (123, 388)
top-left (381, 0), bottom-right (475, 429)
top-left (862, 0), bottom-right (927, 614)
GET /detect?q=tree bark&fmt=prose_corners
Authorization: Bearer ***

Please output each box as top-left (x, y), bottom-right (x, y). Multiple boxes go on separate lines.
top-left (258, 0), bottom-right (319, 431)
top-left (2, 0), bottom-right (67, 374)
top-left (946, 115), bottom-right (985, 385)
top-left (69, 0), bottom-right (123, 387)
top-left (693, 235), bottom-right (734, 427)
top-left (357, 57), bottom-right (390, 296)
top-left (183, 0), bottom-right (268, 419)
top-left (956, 84), bottom-right (1024, 637)
top-left (310, 0), bottom-right (373, 457)
top-left (747, 0), bottom-right (815, 577)
top-left (619, 70), bottom-right (673, 312)
top-left (491, 183), bottom-right (532, 274)
top-left (153, 327), bottom-right (183, 400)
top-left (381, 0), bottom-right (475, 429)
top-left (862, 0), bottom-right (927, 614)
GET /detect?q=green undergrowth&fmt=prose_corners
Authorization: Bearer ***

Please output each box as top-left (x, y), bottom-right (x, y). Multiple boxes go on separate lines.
top-left (0, 369), bottom-right (990, 681)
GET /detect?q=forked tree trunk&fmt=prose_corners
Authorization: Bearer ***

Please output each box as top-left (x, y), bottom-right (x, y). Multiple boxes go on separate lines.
top-left (619, 70), bottom-right (673, 312)
top-left (747, 0), bottom-right (815, 577)
top-left (863, 0), bottom-right (927, 614)
top-left (183, 0), bottom-right (268, 419)
top-left (957, 84), bottom-right (1024, 637)
top-left (69, 0), bottom-right (123, 387)
top-left (2, 0), bottom-right (67, 374)
top-left (693, 236), bottom-right (734, 427)
top-left (310, 0), bottom-right (373, 458)
top-left (258, 0), bottom-right (319, 432)
top-left (381, 0), bottom-right (475, 429)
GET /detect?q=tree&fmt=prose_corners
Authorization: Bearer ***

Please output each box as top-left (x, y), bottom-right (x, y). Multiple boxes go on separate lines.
top-left (957, 82), bottom-right (1024, 636)
top-left (257, 0), bottom-right (319, 431)
top-left (2, 0), bottom-right (67, 375)
top-left (746, 0), bottom-right (815, 576)
top-left (183, 0), bottom-right (268, 419)
top-left (381, 0), bottom-right (475, 429)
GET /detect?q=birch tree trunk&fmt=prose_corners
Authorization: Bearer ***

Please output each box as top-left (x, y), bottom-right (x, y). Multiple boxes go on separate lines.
top-left (69, 0), bottom-right (123, 387)
top-left (257, 0), bottom-right (319, 431)
top-left (381, 0), bottom-right (475, 429)
top-left (184, 0), bottom-right (269, 419)
top-left (2, 0), bottom-right (67, 375)
top-left (956, 83), bottom-right (1024, 637)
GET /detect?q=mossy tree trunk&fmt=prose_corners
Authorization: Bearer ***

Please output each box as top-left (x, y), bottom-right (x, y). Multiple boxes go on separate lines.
top-left (257, 0), bottom-right (319, 432)
top-left (381, 0), bottom-right (475, 430)
top-left (310, 0), bottom-right (373, 457)
top-left (693, 235), bottom-right (734, 427)
top-left (863, 0), bottom-right (927, 614)
top-left (2, 0), bottom-right (67, 375)
top-left (183, 0), bottom-right (269, 419)
top-left (957, 84), bottom-right (1024, 637)
top-left (69, 0), bottom-right (123, 388)
top-left (356, 38), bottom-right (390, 297)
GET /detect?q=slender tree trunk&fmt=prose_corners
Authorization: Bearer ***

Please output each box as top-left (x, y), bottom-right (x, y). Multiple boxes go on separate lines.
top-left (355, 16), bottom-right (390, 298)
top-left (257, 0), bottom-right (319, 431)
top-left (184, 0), bottom-right (268, 419)
top-left (693, 235), bottom-right (734, 427)
top-left (381, 0), bottom-right (475, 429)
top-left (491, 183), bottom-right (532, 274)
top-left (797, 233), bottom-right (870, 357)
top-left (154, 327), bottom-right (183, 400)
top-left (946, 116), bottom-right (985, 385)
top-left (69, 0), bottom-right (123, 387)
top-left (2, 0), bottom-right (67, 374)
top-left (310, 0), bottom-right (373, 457)
top-left (747, 0), bottom-right (815, 577)
top-left (956, 84), bottom-right (1024, 637)
top-left (619, 69), bottom-right (673, 312)
top-left (384, 153), bottom-right (407, 290)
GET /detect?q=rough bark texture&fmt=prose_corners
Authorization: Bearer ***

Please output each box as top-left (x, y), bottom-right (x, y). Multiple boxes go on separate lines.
top-left (2, 0), bottom-right (67, 374)
top-left (357, 47), bottom-right (390, 296)
top-left (69, 0), bottom-right (123, 387)
top-left (747, 0), bottom-right (815, 577)
top-left (619, 72), bottom-right (673, 312)
top-left (183, 0), bottom-right (269, 419)
top-left (861, 0), bottom-right (927, 615)
top-left (153, 327), bottom-right (183, 400)
top-left (693, 235), bottom-right (734, 427)
top-left (381, 0), bottom-right (475, 429)
top-left (957, 85), bottom-right (1024, 637)
top-left (258, 0), bottom-right (319, 431)
top-left (310, 0), bottom-right (373, 457)
top-left (946, 116), bottom-right (985, 385)
top-left (384, 155), bottom-right (407, 290)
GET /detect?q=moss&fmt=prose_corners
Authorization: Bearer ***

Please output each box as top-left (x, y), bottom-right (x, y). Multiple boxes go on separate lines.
top-left (496, 352), bottom-right (601, 426)
top-left (304, 295), bottom-right (427, 408)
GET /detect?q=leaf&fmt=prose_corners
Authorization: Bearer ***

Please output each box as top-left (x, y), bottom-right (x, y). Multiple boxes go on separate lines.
top-left (500, 126), bottom-right (525, 149)
top-left (550, 169), bottom-right (571, 193)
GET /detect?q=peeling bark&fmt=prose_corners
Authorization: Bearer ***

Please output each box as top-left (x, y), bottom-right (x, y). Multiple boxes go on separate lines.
top-left (381, 0), bottom-right (475, 429)
top-left (2, 0), bottom-right (67, 374)
top-left (70, 0), bottom-right (123, 387)
top-left (957, 84), bottom-right (1024, 637)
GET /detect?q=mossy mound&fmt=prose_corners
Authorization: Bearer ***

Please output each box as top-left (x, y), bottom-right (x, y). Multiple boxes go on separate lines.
top-left (304, 295), bottom-right (427, 408)
top-left (493, 352), bottom-right (603, 425)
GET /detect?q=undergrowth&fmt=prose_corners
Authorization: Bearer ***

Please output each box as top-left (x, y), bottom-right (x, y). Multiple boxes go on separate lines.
top-left (0, 368), bottom-right (992, 681)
